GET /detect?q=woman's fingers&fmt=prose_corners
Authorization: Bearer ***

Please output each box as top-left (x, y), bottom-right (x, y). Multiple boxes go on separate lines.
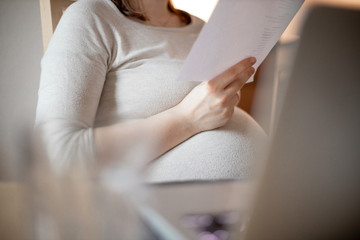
top-left (208, 57), bottom-right (256, 89)
top-left (227, 91), bottom-right (241, 107)
top-left (224, 66), bottom-right (255, 95)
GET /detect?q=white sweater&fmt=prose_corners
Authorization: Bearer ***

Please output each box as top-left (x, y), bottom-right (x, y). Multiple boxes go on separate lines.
top-left (36, 0), bottom-right (265, 182)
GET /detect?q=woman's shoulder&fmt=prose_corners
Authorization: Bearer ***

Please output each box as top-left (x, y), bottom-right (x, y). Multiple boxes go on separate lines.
top-left (56, 0), bottom-right (130, 40)
top-left (68, 0), bottom-right (113, 11)
top-left (63, 0), bottom-right (119, 22)
top-left (45, 0), bottom-right (119, 62)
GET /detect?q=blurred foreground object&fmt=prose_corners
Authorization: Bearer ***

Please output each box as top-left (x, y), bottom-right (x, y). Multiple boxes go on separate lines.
top-left (244, 4), bottom-right (360, 240)
top-left (0, 132), bottom-right (142, 240)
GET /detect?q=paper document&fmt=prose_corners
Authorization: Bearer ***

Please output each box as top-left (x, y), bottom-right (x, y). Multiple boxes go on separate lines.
top-left (177, 0), bottom-right (304, 82)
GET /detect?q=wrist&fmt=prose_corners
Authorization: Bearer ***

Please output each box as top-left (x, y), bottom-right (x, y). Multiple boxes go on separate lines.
top-left (169, 105), bottom-right (200, 136)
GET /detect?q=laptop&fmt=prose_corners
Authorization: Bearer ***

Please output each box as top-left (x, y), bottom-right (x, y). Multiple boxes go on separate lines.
top-left (242, 4), bottom-right (360, 240)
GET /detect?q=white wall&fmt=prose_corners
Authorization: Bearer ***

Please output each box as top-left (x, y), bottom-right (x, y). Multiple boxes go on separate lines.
top-left (0, 0), bottom-right (43, 179)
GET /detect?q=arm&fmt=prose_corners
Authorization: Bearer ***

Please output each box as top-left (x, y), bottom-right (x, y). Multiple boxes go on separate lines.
top-left (95, 57), bottom-right (256, 165)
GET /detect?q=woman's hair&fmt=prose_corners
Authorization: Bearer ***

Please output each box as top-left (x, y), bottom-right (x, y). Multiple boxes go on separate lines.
top-left (111, 0), bottom-right (191, 24)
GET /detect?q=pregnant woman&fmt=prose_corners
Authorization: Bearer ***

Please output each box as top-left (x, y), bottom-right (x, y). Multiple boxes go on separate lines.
top-left (35, 0), bottom-right (265, 182)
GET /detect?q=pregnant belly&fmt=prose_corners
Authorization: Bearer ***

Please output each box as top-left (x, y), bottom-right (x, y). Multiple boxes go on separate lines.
top-left (145, 108), bottom-right (266, 183)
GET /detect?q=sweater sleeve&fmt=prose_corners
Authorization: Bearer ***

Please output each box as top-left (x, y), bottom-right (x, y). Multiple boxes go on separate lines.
top-left (35, 0), bottom-right (113, 172)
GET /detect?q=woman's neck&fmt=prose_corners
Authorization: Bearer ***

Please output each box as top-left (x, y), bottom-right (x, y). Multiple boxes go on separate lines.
top-left (136, 0), bottom-right (186, 27)
top-left (140, 0), bottom-right (169, 19)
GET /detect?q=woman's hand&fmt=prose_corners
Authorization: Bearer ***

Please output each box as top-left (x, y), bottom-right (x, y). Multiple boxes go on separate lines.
top-left (176, 57), bottom-right (256, 133)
